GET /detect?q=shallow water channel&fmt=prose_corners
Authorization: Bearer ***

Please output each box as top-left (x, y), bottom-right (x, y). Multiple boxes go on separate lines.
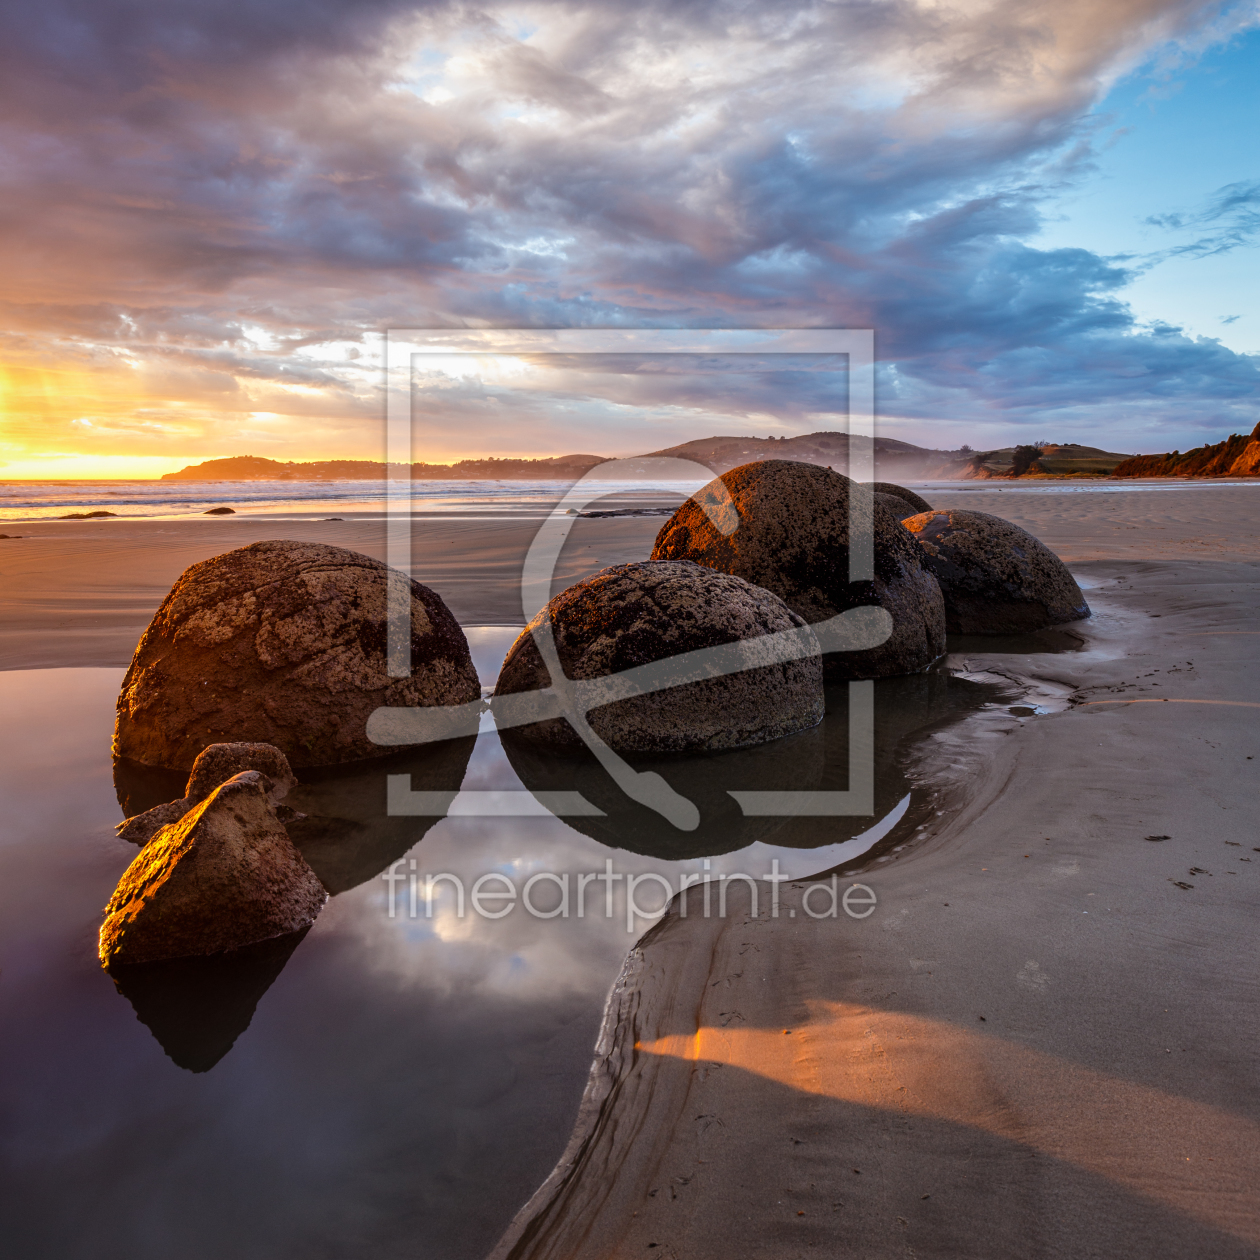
top-left (0, 631), bottom-right (1022, 1260)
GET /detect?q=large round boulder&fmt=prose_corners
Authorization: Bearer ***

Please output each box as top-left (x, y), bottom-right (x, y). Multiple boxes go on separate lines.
top-left (651, 461), bottom-right (945, 679)
top-left (114, 541), bottom-right (480, 770)
top-left (870, 482), bottom-right (932, 515)
top-left (493, 559), bottom-right (823, 753)
top-left (902, 509), bottom-right (1090, 633)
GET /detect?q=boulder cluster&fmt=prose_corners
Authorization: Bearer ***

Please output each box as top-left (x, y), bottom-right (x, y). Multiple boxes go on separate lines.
top-left (100, 470), bottom-right (1089, 974)
top-left (104, 541), bottom-right (480, 970)
top-left (497, 460), bottom-right (1087, 751)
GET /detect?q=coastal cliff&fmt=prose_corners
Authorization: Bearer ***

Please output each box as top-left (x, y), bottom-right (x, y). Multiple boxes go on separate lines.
top-left (1113, 423), bottom-right (1260, 478)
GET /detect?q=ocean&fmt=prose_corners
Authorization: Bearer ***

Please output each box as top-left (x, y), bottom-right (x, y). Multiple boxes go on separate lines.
top-left (3, 473), bottom-right (1256, 523)
top-left (0, 478), bottom-right (709, 522)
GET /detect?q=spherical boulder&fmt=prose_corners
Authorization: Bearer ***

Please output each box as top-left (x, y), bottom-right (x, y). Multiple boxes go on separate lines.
top-left (874, 491), bottom-right (919, 522)
top-left (902, 509), bottom-right (1090, 634)
top-left (114, 540), bottom-right (480, 770)
top-left (870, 482), bottom-right (932, 515)
top-left (493, 559), bottom-right (823, 753)
top-left (651, 461), bottom-right (945, 680)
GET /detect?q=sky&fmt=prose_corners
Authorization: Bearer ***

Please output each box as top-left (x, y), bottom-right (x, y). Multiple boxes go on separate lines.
top-left (0, 0), bottom-right (1257, 477)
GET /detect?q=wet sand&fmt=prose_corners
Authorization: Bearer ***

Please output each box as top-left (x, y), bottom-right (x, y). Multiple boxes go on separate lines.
top-left (0, 514), bottom-right (664, 670)
top-left (485, 486), bottom-right (1260, 1259)
top-left (4, 484), bottom-right (1259, 1257)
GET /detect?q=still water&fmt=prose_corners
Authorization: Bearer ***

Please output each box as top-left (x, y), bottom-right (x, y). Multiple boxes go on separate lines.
top-left (0, 640), bottom-right (1008, 1259)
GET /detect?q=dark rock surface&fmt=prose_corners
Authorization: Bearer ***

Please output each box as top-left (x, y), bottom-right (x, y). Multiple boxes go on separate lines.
top-left (203, 507), bottom-right (236, 515)
top-left (903, 509), bottom-right (1091, 633)
top-left (874, 491), bottom-right (919, 522)
top-left (113, 540), bottom-right (480, 770)
top-left (99, 771), bottom-right (328, 966)
top-left (494, 559), bottom-right (823, 753)
top-left (186, 741), bottom-right (296, 804)
top-left (870, 482), bottom-right (932, 514)
top-left (651, 461), bottom-right (945, 680)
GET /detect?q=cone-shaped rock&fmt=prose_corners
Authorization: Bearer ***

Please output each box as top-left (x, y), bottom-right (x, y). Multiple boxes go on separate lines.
top-left (651, 461), bottom-right (945, 680)
top-left (99, 771), bottom-right (327, 967)
top-left (903, 509), bottom-right (1090, 634)
top-left (494, 559), bottom-right (823, 753)
top-left (113, 540), bottom-right (480, 771)
top-left (117, 741), bottom-right (298, 845)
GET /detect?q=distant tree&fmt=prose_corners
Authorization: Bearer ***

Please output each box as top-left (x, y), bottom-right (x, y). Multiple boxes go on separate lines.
top-left (959, 444), bottom-right (973, 453)
top-left (1011, 444), bottom-right (1044, 476)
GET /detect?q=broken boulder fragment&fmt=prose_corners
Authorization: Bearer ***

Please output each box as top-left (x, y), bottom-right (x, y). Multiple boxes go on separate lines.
top-left (100, 771), bottom-right (327, 967)
top-left (116, 741), bottom-right (298, 845)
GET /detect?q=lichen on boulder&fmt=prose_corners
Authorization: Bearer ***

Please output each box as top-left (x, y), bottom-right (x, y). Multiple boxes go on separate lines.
top-left (113, 540), bottom-right (480, 771)
top-left (100, 771), bottom-right (327, 967)
top-left (903, 509), bottom-right (1090, 634)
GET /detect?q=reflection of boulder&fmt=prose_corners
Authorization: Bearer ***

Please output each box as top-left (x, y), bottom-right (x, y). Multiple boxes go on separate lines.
top-left (100, 772), bottom-right (327, 966)
top-left (283, 737), bottom-right (477, 894)
top-left (652, 461), bottom-right (945, 681)
top-left (869, 482), bottom-right (932, 515)
top-left (503, 671), bottom-right (1007, 860)
top-left (108, 928), bottom-right (308, 1073)
top-left (116, 741), bottom-right (298, 845)
top-left (113, 540), bottom-right (480, 771)
top-left (496, 560), bottom-right (822, 753)
top-left (903, 510), bottom-right (1090, 634)
top-left (113, 756), bottom-right (187, 818)
top-left (499, 720), bottom-right (826, 859)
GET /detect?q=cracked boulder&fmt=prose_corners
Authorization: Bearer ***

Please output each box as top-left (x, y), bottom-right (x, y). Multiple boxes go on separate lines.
top-left (116, 741), bottom-right (299, 846)
top-left (903, 509), bottom-right (1090, 633)
top-left (99, 771), bottom-right (328, 967)
top-left (651, 461), bottom-right (945, 680)
top-left (494, 559), bottom-right (823, 753)
top-left (113, 541), bottom-right (480, 770)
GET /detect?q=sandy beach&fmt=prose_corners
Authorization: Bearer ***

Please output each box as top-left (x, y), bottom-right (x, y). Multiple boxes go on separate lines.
top-left (3, 482), bottom-right (1259, 1257)
top-left (486, 483), bottom-right (1260, 1258)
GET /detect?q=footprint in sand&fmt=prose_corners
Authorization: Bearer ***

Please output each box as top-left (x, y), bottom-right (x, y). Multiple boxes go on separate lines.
top-left (1017, 960), bottom-right (1050, 992)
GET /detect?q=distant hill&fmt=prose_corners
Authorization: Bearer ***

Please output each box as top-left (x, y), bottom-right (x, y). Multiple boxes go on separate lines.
top-left (959, 443), bottom-right (1133, 478)
top-left (162, 453), bottom-right (608, 481)
top-left (161, 432), bottom-right (1159, 484)
top-left (162, 456), bottom-right (391, 481)
top-left (640, 431), bottom-right (971, 478)
top-left (1112, 425), bottom-right (1260, 478)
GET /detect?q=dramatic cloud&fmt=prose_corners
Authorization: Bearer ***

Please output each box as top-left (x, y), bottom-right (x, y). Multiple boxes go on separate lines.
top-left (1, 0), bottom-right (1257, 465)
